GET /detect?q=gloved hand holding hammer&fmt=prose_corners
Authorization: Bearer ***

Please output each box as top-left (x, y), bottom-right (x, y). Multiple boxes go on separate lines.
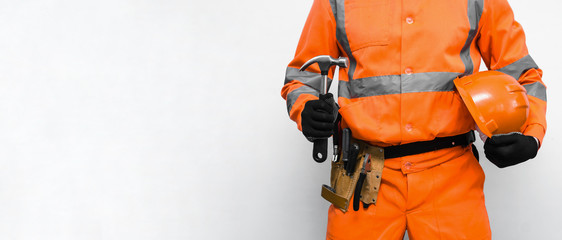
top-left (301, 93), bottom-right (337, 141)
top-left (299, 55), bottom-right (348, 162)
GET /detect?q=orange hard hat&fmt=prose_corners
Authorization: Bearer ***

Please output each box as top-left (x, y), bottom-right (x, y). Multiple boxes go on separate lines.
top-left (454, 71), bottom-right (529, 137)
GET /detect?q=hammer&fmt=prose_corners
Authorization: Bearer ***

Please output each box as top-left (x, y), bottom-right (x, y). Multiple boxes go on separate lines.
top-left (299, 55), bottom-right (349, 162)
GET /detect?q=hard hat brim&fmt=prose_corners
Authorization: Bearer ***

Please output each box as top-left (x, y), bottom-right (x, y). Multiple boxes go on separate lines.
top-left (454, 76), bottom-right (494, 137)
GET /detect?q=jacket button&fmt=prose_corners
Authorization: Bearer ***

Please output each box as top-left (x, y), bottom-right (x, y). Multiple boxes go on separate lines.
top-left (405, 68), bottom-right (413, 75)
top-left (405, 124), bottom-right (413, 131)
top-left (406, 17), bottom-right (414, 24)
top-left (404, 162), bottom-right (413, 170)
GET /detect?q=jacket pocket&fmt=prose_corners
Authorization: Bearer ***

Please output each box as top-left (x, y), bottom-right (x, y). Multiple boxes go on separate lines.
top-left (338, 96), bottom-right (401, 144)
top-left (346, 0), bottom-right (390, 51)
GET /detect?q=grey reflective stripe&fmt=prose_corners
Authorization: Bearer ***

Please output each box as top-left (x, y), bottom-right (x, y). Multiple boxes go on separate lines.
top-left (286, 85), bottom-right (319, 114)
top-left (284, 67), bottom-right (327, 91)
top-left (339, 75), bottom-right (400, 98)
top-left (402, 72), bottom-right (459, 93)
top-left (460, 0), bottom-right (484, 75)
top-left (523, 82), bottom-right (547, 101)
top-left (496, 55), bottom-right (539, 80)
top-left (339, 72), bottom-right (459, 99)
top-left (329, 0), bottom-right (357, 81)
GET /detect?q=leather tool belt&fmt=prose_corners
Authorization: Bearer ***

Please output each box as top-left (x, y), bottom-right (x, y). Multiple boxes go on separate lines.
top-left (321, 131), bottom-right (476, 212)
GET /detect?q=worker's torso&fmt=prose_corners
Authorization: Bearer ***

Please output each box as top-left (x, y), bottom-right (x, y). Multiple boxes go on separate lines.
top-left (333, 0), bottom-right (484, 146)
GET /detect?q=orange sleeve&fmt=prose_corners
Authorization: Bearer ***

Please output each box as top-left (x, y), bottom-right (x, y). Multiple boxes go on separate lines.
top-left (281, 0), bottom-right (340, 131)
top-left (477, 0), bottom-right (547, 145)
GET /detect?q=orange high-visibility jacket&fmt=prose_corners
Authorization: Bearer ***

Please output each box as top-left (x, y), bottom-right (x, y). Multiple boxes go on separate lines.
top-left (282, 0), bottom-right (546, 147)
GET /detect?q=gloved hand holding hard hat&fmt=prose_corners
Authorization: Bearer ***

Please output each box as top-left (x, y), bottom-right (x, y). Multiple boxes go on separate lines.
top-left (484, 133), bottom-right (538, 168)
top-left (454, 71), bottom-right (538, 168)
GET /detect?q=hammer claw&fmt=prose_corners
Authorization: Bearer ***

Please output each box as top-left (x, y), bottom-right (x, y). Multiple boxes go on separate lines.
top-left (299, 55), bottom-right (329, 72)
top-left (299, 55), bottom-right (349, 73)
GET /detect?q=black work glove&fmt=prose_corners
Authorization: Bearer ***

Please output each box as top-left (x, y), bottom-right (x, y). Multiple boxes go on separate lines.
top-left (301, 93), bottom-right (337, 141)
top-left (484, 132), bottom-right (539, 168)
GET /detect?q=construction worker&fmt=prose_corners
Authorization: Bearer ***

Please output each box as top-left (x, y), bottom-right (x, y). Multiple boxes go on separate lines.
top-left (281, 0), bottom-right (546, 239)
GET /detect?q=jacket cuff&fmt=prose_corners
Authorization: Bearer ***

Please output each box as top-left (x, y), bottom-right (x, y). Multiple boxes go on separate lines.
top-left (290, 94), bottom-right (318, 131)
top-left (523, 123), bottom-right (545, 147)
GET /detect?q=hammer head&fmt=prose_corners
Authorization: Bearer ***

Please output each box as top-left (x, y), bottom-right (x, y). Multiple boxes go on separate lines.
top-left (299, 55), bottom-right (349, 74)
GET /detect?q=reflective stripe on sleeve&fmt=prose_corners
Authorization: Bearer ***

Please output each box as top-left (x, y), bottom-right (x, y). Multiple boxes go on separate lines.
top-left (284, 67), bottom-right (328, 90)
top-left (496, 55), bottom-right (539, 80)
top-left (339, 72), bottom-right (459, 99)
top-left (286, 85), bottom-right (319, 114)
top-left (523, 82), bottom-right (547, 102)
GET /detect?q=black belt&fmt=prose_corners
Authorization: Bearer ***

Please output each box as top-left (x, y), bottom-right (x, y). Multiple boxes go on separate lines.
top-left (384, 131), bottom-right (475, 159)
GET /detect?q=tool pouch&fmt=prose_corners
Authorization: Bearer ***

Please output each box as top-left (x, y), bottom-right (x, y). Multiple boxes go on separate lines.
top-left (358, 142), bottom-right (385, 205)
top-left (321, 140), bottom-right (385, 212)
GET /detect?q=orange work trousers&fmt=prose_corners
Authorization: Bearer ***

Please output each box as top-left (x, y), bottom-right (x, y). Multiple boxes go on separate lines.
top-left (326, 146), bottom-right (491, 240)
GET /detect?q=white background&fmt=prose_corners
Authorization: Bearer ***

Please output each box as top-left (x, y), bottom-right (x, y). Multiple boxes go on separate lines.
top-left (0, 0), bottom-right (560, 239)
